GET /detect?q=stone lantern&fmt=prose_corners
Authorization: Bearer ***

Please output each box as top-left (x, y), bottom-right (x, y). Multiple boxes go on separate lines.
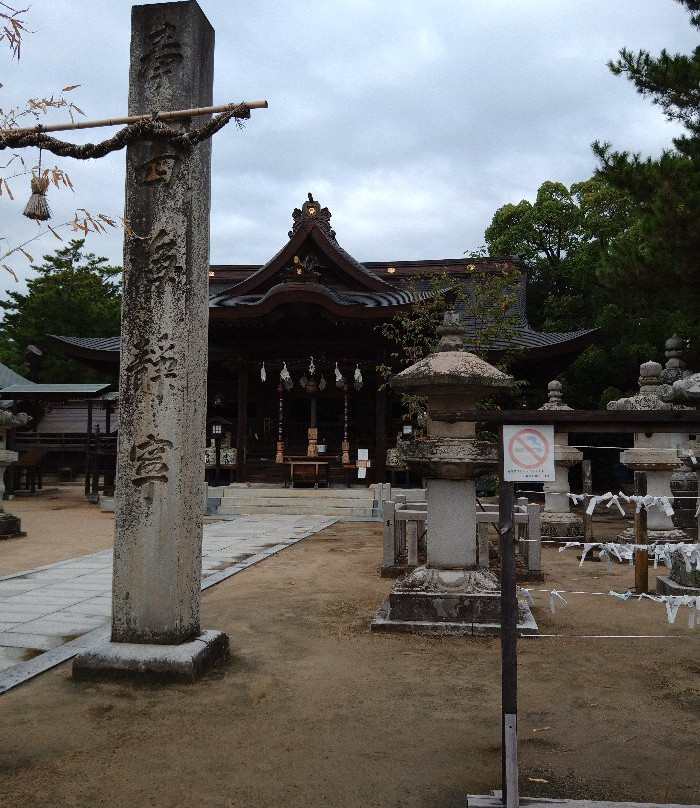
top-left (0, 410), bottom-right (31, 538)
top-left (538, 380), bottom-right (583, 540)
top-left (608, 361), bottom-right (689, 542)
top-left (372, 311), bottom-right (537, 635)
top-left (658, 363), bottom-right (700, 594)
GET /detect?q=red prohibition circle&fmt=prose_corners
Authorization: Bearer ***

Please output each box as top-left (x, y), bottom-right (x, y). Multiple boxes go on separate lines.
top-left (507, 428), bottom-right (549, 469)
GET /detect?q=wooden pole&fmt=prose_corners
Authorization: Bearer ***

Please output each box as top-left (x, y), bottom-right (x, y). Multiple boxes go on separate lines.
top-left (582, 459), bottom-right (593, 541)
top-left (236, 362), bottom-right (248, 483)
top-left (275, 383), bottom-right (285, 464)
top-left (2, 101), bottom-right (268, 137)
top-left (634, 471), bottom-right (649, 594)
top-left (498, 425), bottom-right (518, 808)
top-left (84, 400), bottom-right (93, 497)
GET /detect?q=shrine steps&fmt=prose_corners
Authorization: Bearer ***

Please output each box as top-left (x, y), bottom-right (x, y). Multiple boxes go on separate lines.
top-left (208, 484), bottom-right (378, 519)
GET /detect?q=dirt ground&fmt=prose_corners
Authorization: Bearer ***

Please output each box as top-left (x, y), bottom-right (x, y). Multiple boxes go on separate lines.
top-left (0, 486), bottom-right (699, 807)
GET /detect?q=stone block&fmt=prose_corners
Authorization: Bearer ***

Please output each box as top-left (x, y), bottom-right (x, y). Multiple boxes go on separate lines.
top-left (0, 512), bottom-right (24, 538)
top-left (72, 629), bottom-right (229, 684)
top-left (656, 575), bottom-right (700, 597)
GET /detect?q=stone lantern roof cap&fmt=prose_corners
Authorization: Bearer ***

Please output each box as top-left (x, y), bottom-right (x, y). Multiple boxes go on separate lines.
top-left (389, 311), bottom-right (513, 395)
top-left (607, 360), bottom-right (691, 411)
top-left (539, 379), bottom-right (573, 411)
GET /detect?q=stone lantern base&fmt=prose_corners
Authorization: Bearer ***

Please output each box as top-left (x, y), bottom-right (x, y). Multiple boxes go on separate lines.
top-left (371, 567), bottom-right (538, 636)
top-left (616, 526), bottom-right (689, 544)
top-left (540, 511), bottom-right (583, 542)
top-left (0, 511), bottom-right (25, 538)
top-left (656, 550), bottom-right (700, 596)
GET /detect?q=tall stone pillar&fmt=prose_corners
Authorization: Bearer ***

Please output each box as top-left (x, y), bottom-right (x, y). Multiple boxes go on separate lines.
top-left (74, 1), bottom-right (228, 682)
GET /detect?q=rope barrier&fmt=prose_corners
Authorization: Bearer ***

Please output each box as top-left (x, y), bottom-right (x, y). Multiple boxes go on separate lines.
top-left (0, 106), bottom-right (250, 159)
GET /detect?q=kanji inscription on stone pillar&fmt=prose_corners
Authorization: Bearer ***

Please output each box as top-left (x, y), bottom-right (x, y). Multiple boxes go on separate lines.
top-left (112, 1), bottom-right (214, 646)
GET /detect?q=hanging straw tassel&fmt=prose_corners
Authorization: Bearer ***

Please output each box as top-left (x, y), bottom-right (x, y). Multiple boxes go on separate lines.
top-left (23, 173), bottom-right (51, 221)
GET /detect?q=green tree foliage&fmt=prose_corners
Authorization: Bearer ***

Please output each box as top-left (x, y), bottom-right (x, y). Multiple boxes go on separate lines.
top-left (484, 177), bottom-right (646, 408)
top-left (377, 264), bottom-right (523, 420)
top-left (592, 0), bottom-right (700, 368)
top-left (485, 178), bottom-right (632, 334)
top-left (484, 1), bottom-right (700, 408)
top-left (0, 239), bottom-right (121, 382)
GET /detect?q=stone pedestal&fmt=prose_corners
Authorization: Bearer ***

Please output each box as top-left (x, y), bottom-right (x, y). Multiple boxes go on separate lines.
top-left (616, 445), bottom-right (688, 542)
top-left (656, 550), bottom-right (700, 596)
top-left (372, 312), bottom-right (537, 636)
top-left (73, 1), bottom-right (228, 682)
top-left (373, 567), bottom-right (536, 636)
top-left (426, 478), bottom-right (476, 568)
top-left (608, 361), bottom-right (691, 543)
top-left (0, 415), bottom-right (31, 538)
top-left (538, 381), bottom-right (583, 541)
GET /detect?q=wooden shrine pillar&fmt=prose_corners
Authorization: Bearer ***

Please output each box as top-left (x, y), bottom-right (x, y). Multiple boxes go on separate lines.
top-left (84, 399), bottom-right (93, 497)
top-left (275, 382), bottom-right (285, 463)
top-left (374, 384), bottom-right (387, 483)
top-left (236, 361), bottom-right (248, 482)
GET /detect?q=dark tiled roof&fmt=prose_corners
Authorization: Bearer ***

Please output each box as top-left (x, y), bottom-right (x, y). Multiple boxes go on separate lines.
top-left (211, 284), bottom-right (434, 309)
top-left (0, 383), bottom-right (111, 396)
top-left (49, 335), bottom-right (121, 352)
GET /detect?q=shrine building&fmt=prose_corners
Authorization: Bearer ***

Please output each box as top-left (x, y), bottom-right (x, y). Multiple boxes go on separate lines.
top-left (50, 194), bottom-right (595, 485)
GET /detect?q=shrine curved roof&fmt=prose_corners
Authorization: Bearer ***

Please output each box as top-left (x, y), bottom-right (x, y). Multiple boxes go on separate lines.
top-left (48, 196), bottom-right (597, 371)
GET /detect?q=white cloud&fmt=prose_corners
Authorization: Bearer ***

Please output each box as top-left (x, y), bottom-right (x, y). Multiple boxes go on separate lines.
top-left (0, 0), bottom-right (695, 302)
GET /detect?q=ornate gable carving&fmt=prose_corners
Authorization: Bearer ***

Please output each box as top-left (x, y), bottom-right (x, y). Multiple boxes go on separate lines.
top-left (289, 192), bottom-right (336, 241)
top-left (279, 253), bottom-right (322, 283)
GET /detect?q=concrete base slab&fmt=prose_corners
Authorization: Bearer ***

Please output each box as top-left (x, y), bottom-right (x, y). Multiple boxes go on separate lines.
top-left (656, 575), bottom-right (700, 596)
top-left (468, 795), bottom-right (700, 808)
top-left (72, 629), bottom-right (229, 684)
top-left (98, 498), bottom-right (115, 513)
top-left (371, 595), bottom-right (538, 636)
top-left (617, 527), bottom-right (690, 544)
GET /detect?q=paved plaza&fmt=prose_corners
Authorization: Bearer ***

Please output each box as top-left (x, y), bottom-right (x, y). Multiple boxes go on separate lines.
top-left (0, 514), bottom-right (336, 693)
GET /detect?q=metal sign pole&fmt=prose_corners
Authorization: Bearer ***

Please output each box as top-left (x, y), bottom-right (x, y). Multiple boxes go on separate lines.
top-left (498, 425), bottom-right (518, 807)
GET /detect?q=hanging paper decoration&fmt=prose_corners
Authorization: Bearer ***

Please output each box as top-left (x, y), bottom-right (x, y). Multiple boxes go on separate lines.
top-left (299, 373), bottom-right (308, 389)
top-left (280, 362), bottom-right (291, 383)
top-left (260, 361), bottom-right (266, 382)
top-left (353, 364), bottom-right (363, 391)
top-left (319, 373), bottom-right (327, 392)
top-left (335, 362), bottom-right (344, 388)
top-left (309, 355), bottom-right (316, 376)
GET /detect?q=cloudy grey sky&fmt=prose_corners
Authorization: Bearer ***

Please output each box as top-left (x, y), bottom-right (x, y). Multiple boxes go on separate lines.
top-left (0, 0), bottom-right (695, 297)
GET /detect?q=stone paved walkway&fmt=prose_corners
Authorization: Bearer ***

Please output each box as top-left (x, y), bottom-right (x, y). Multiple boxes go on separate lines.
top-left (0, 514), bottom-right (336, 693)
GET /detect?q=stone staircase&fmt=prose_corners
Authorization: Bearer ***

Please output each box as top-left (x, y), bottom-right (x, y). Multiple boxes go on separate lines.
top-left (207, 484), bottom-right (379, 519)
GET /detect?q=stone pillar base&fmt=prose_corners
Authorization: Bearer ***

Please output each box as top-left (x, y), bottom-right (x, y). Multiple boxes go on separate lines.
top-left (72, 629), bottom-right (229, 684)
top-left (0, 512), bottom-right (25, 538)
top-left (656, 575), bottom-right (700, 597)
top-left (371, 566), bottom-right (538, 636)
top-left (616, 527), bottom-right (690, 544)
top-left (540, 511), bottom-right (584, 542)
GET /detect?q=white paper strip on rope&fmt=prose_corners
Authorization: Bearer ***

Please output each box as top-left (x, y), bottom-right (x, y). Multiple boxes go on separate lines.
top-left (520, 586), bottom-right (700, 628)
top-left (559, 541), bottom-right (700, 572)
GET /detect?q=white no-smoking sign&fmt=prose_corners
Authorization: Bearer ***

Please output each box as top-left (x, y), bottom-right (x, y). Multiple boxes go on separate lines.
top-left (502, 424), bottom-right (555, 481)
